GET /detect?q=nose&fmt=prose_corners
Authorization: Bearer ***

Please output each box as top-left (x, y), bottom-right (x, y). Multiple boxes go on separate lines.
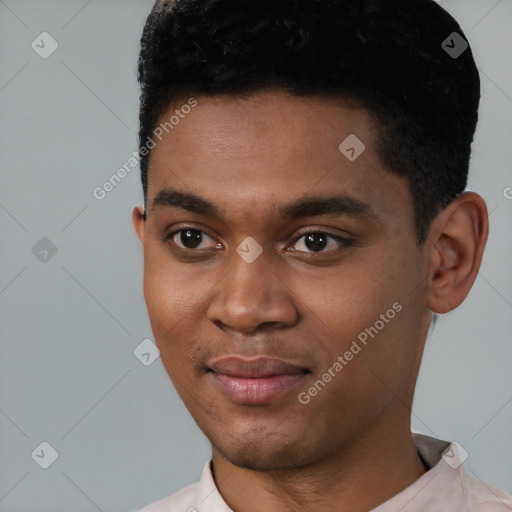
top-left (206, 245), bottom-right (299, 334)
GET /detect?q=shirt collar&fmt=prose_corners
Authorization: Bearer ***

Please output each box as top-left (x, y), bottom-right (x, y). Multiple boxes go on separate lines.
top-left (195, 460), bottom-right (233, 512)
top-left (193, 433), bottom-right (468, 512)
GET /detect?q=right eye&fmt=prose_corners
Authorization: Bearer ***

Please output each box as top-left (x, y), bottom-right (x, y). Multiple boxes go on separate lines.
top-left (166, 227), bottom-right (222, 251)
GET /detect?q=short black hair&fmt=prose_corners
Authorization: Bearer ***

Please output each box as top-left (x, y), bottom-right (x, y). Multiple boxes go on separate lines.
top-left (137, 0), bottom-right (480, 243)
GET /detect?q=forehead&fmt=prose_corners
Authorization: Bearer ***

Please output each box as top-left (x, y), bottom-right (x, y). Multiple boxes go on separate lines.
top-left (147, 90), bottom-right (412, 225)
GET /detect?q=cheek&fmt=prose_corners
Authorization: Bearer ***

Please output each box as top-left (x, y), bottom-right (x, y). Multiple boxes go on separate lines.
top-left (143, 269), bottom-right (184, 333)
top-left (142, 270), bottom-right (200, 390)
top-left (299, 254), bottom-right (407, 337)
top-left (142, 253), bottom-right (192, 368)
top-left (142, 241), bottom-right (204, 326)
top-left (141, 246), bottom-right (217, 373)
top-left (298, 245), bottom-right (424, 379)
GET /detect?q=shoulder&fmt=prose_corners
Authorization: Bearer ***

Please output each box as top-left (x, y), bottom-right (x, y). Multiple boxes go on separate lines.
top-left (135, 461), bottom-right (216, 512)
top-left (461, 470), bottom-right (512, 511)
top-left (407, 433), bottom-right (512, 512)
top-left (137, 481), bottom-right (199, 512)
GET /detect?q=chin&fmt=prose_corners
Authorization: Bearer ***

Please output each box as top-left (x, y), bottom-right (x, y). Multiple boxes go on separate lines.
top-left (220, 448), bottom-right (303, 472)
top-left (212, 428), bottom-right (316, 472)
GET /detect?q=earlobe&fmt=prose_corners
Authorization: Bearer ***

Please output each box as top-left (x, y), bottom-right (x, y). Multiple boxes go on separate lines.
top-left (426, 192), bottom-right (488, 314)
top-left (132, 205), bottom-right (146, 244)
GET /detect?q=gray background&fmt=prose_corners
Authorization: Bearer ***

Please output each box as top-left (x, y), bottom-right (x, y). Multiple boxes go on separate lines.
top-left (0, 0), bottom-right (510, 511)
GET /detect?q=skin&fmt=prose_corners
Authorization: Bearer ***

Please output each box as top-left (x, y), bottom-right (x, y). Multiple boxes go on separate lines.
top-left (132, 89), bottom-right (488, 512)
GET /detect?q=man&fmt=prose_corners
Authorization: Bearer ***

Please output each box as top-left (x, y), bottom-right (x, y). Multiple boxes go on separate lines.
top-left (131, 0), bottom-right (512, 510)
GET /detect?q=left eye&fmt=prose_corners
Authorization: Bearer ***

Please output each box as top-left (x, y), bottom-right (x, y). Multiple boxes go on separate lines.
top-left (290, 231), bottom-right (350, 253)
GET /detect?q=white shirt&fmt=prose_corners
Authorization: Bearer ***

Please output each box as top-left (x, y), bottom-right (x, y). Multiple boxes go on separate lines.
top-left (137, 433), bottom-right (512, 512)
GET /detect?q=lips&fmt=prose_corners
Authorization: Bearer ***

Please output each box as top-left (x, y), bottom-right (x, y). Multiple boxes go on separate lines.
top-left (208, 356), bottom-right (307, 378)
top-left (208, 356), bottom-right (310, 405)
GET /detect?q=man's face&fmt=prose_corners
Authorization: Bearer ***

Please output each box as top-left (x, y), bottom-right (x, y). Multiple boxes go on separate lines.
top-left (133, 90), bottom-right (432, 471)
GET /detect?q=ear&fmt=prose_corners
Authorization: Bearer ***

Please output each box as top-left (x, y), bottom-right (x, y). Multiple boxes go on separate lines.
top-left (132, 205), bottom-right (146, 245)
top-left (425, 192), bottom-right (488, 314)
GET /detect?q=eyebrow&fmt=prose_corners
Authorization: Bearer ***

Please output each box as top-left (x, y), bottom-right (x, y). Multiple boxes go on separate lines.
top-left (148, 188), bottom-right (376, 221)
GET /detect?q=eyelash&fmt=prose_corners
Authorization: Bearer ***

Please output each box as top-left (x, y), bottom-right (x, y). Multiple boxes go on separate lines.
top-left (164, 226), bottom-right (353, 255)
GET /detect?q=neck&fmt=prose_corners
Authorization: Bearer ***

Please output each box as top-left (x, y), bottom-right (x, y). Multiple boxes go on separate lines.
top-left (211, 421), bottom-right (427, 512)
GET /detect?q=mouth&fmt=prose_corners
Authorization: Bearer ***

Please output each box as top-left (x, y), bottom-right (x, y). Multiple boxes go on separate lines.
top-left (207, 356), bottom-right (311, 405)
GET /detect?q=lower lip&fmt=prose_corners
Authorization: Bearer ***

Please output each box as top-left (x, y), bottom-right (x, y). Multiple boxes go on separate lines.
top-left (210, 372), bottom-right (306, 405)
